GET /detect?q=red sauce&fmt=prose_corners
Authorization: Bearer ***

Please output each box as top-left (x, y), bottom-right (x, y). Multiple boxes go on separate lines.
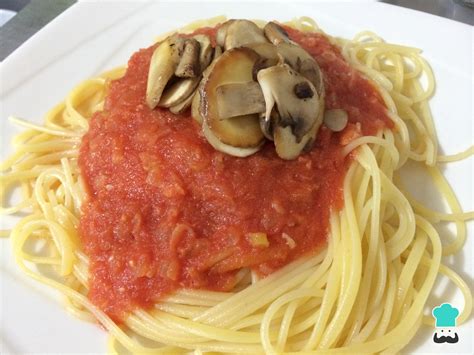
top-left (78, 26), bottom-right (392, 321)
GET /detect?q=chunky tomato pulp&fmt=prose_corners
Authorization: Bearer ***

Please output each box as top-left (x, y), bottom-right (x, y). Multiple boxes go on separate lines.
top-left (79, 26), bottom-right (392, 321)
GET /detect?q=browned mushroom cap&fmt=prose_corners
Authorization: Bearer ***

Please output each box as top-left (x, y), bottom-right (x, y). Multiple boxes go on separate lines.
top-left (276, 43), bottom-right (324, 96)
top-left (202, 120), bottom-right (264, 157)
top-left (224, 20), bottom-right (268, 50)
top-left (146, 36), bottom-right (185, 109)
top-left (263, 21), bottom-right (291, 45)
top-left (201, 47), bottom-right (264, 149)
top-left (175, 38), bottom-right (201, 78)
top-left (257, 64), bottom-right (323, 159)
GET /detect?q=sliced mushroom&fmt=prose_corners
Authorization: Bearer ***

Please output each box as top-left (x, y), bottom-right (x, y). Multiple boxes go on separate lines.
top-left (169, 91), bottom-right (195, 114)
top-left (263, 21), bottom-right (291, 45)
top-left (175, 38), bottom-right (201, 78)
top-left (244, 42), bottom-right (279, 61)
top-left (191, 89), bottom-right (203, 124)
top-left (159, 77), bottom-right (200, 108)
top-left (202, 120), bottom-right (264, 157)
top-left (245, 40), bottom-right (324, 97)
top-left (224, 20), bottom-right (268, 50)
top-left (324, 109), bottom-right (349, 132)
top-left (278, 96), bottom-right (325, 157)
top-left (258, 64), bottom-right (320, 141)
top-left (191, 52), bottom-right (221, 125)
top-left (146, 36), bottom-right (185, 109)
top-left (216, 20), bottom-right (236, 48)
top-left (257, 64), bottom-right (323, 159)
top-left (193, 34), bottom-right (213, 72)
top-left (274, 118), bottom-right (318, 159)
top-left (298, 59), bottom-right (324, 98)
top-left (168, 37), bottom-right (215, 114)
top-left (201, 47), bottom-right (264, 149)
top-left (215, 81), bottom-right (265, 119)
top-left (276, 43), bottom-right (324, 96)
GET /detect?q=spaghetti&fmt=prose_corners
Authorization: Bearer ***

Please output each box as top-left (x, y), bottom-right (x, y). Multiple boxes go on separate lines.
top-left (1, 17), bottom-right (472, 354)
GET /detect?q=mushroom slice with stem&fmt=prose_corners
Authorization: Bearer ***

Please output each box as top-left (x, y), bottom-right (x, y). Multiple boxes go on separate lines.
top-left (324, 109), bottom-right (349, 132)
top-left (224, 20), bottom-right (268, 50)
top-left (146, 36), bottom-right (185, 109)
top-left (201, 47), bottom-right (264, 149)
top-left (175, 38), bottom-right (201, 78)
top-left (258, 64), bottom-right (320, 141)
top-left (276, 43), bottom-right (324, 96)
top-left (159, 77), bottom-right (200, 108)
top-left (263, 21), bottom-right (292, 45)
top-left (257, 64), bottom-right (323, 159)
top-left (215, 81), bottom-right (265, 119)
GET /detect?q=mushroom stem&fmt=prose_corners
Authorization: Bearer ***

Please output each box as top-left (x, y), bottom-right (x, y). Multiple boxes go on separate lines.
top-left (216, 82), bottom-right (266, 119)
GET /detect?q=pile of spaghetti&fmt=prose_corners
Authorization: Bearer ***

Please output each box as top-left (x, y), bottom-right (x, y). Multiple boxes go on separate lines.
top-left (1, 17), bottom-right (472, 354)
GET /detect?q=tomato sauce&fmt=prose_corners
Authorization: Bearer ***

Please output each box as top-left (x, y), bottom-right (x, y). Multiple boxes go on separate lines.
top-left (79, 26), bottom-right (392, 321)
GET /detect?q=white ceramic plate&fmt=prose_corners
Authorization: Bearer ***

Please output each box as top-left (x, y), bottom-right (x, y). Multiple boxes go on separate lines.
top-left (1, 1), bottom-right (472, 353)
